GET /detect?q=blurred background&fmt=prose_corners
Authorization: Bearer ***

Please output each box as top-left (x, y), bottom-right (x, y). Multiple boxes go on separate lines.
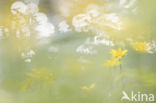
top-left (0, 0), bottom-right (156, 103)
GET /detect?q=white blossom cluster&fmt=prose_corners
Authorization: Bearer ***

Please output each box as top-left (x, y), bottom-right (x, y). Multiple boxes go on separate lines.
top-left (92, 34), bottom-right (114, 46)
top-left (9, 0), bottom-right (55, 62)
top-left (76, 33), bottom-right (114, 55)
top-left (72, 4), bottom-right (122, 33)
top-left (120, 0), bottom-right (136, 9)
top-left (151, 41), bottom-right (156, 53)
top-left (11, 1), bottom-right (55, 38)
top-left (35, 13), bottom-right (55, 38)
top-left (76, 44), bottom-right (96, 55)
top-left (72, 4), bottom-right (122, 55)
top-left (58, 21), bottom-right (71, 33)
top-left (146, 41), bottom-right (156, 54)
top-left (21, 49), bottom-right (35, 62)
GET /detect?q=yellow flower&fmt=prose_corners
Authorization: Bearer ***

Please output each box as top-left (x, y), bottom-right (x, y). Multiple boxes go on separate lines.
top-left (110, 48), bottom-right (128, 59)
top-left (27, 68), bottom-right (54, 80)
top-left (132, 42), bottom-right (151, 53)
top-left (104, 58), bottom-right (121, 68)
top-left (80, 83), bottom-right (96, 93)
top-left (22, 68), bottom-right (55, 91)
top-left (104, 48), bottom-right (128, 68)
top-left (21, 79), bottom-right (33, 91)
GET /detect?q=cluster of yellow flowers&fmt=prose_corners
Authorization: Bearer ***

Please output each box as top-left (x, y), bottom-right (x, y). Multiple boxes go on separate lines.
top-left (104, 48), bottom-right (128, 68)
top-left (22, 68), bottom-right (55, 91)
top-left (132, 42), bottom-right (152, 53)
top-left (80, 83), bottom-right (96, 93)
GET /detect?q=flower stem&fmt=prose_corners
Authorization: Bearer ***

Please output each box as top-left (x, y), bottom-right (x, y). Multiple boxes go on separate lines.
top-left (119, 59), bottom-right (122, 74)
top-left (119, 59), bottom-right (125, 89)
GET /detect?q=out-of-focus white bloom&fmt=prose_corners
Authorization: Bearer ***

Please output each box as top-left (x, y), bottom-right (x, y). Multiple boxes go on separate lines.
top-left (72, 14), bottom-right (91, 32)
top-left (58, 21), bottom-right (71, 33)
top-left (72, 4), bottom-right (122, 33)
top-left (76, 44), bottom-right (96, 54)
top-left (93, 34), bottom-right (114, 46)
top-left (104, 13), bottom-right (119, 23)
top-left (82, 35), bottom-right (114, 47)
top-left (11, 1), bottom-right (39, 15)
top-left (146, 44), bottom-right (153, 54)
top-left (125, 0), bottom-right (136, 8)
top-left (35, 23), bottom-right (55, 38)
top-left (21, 49), bottom-right (35, 63)
top-left (26, 3), bottom-right (38, 14)
top-left (34, 13), bottom-right (48, 24)
top-left (152, 41), bottom-right (156, 52)
top-left (11, 1), bottom-right (27, 15)
top-left (25, 59), bottom-right (31, 62)
top-left (21, 49), bottom-right (35, 58)
top-left (93, 13), bottom-right (122, 31)
top-left (120, 0), bottom-right (136, 8)
top-left (27, 50), bottom-right (35, 57)
top-left (103, 13), bottom-right (122, 30)
top-left (149, 41), bottom-right (156, 54)
top-left (86, 4), bottom-right (99, 17)
top-left (4, 28), bottom-right (8, 33)
top-left (33, 13), bottom-right (55, 38)
top-left (18, 52), bottom-right (23, 56)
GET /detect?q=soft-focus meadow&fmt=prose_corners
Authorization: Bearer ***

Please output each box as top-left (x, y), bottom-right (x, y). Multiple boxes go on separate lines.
top-left (0, 0), bottom-right (156, 103)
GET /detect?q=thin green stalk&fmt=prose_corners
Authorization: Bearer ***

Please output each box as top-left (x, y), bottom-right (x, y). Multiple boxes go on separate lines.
top-left (119, 59), bottom-right (122, 74)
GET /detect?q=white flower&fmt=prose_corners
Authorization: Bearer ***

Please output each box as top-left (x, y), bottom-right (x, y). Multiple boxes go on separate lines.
top-left (96, 13), bottom-right (122, 30)
top-left (72, 14), bottom-right (91, 32)
top-left (58, 21), bottom-right (71, 33)
top-left (34, 13), bottom-right (48, 24)
top-left (148, 41), bottom-right (156, 54)
top-left (120, 0), bottom-right (136, 8)
top-left (21, 49), bottom-right (35, 58)
top-left (11, 1), bottom-right (27, 15)
top-left (26, 3), bottom-right (39, 14)
top-left (35, 23), bottom-right (55, 38)
top-left (25, 59), bottom-right (31, 63)
top-left (104, 13), bottom-right (119, 23)
top-left (76, 45), bottom-right (96, 55)
top-left (33, 12), bottom-right (55, 38)
top-left (28, 50), bottom-right (35, 57)
top-left (93, 35), bottom-right (114, 46)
